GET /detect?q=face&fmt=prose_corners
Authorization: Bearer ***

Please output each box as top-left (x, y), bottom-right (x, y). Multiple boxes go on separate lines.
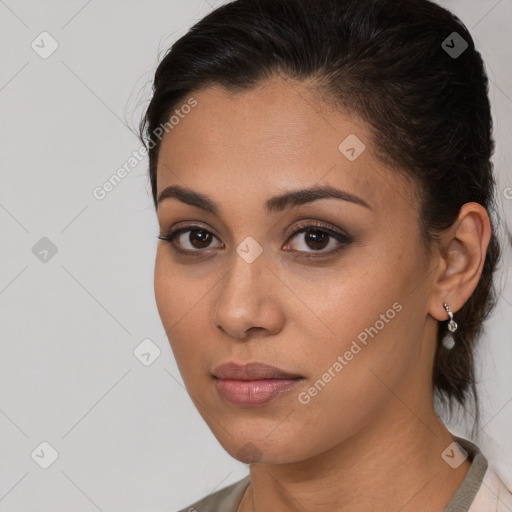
top-left (154, 77), bottom-right (437, 464)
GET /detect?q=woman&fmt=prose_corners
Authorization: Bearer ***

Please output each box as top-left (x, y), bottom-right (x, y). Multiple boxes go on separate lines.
top-left (139, 0), bottom-right (512, 510)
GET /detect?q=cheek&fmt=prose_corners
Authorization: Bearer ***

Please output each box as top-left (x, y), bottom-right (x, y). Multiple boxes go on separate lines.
top-left (153, 248), bottom-right (199, 326)
top-left (154, 251), bottom-right (176, 325)
top-left (154, 251), bottom-right (193, 360)
top-left (294, 239), bottom-right (427, 404)
top-left (153, 249), bottom-right (213, 378)
top-left (281, 303), bottom-right (423, 462)
top-left (284, 243), bottom-right (413, 350)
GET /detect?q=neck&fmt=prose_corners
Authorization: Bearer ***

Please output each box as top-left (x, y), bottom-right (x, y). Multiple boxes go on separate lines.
top-left (238, 400), bottom-right (471, 512)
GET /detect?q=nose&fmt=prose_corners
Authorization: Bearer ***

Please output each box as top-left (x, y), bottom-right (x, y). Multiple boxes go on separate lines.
top-left (213, 250), bottom-right (285, 340)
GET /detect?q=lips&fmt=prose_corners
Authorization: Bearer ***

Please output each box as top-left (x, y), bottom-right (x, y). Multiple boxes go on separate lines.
top-left (212, 362), bottom-right (304, 407)
top-left (212, 361), bottom-right (303, 380)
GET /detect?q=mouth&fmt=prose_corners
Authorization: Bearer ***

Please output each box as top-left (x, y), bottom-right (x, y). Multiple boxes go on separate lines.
top-left (212, 361), bottom-right (305, 407)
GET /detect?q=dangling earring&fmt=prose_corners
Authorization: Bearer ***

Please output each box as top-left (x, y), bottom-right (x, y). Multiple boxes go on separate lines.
top-left (443, 303), bottom-right (458, 333)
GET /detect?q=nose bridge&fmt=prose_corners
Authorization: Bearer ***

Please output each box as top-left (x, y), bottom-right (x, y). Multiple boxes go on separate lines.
top-left (214, 241), bottom-right (282, 338)
top-left (219, 241), bottom-right (266, 311)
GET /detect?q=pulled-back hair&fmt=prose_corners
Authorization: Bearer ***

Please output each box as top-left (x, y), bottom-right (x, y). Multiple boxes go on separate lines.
top-left (139, 0), bottom-right (502, 432)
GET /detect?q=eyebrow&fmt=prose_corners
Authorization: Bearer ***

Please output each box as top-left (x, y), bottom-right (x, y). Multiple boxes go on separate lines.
top-left (157, 184), bottom-right (371, 214)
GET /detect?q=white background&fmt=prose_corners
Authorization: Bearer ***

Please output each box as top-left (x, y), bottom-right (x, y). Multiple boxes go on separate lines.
top-left (0, 1), bottom-right (511, 510)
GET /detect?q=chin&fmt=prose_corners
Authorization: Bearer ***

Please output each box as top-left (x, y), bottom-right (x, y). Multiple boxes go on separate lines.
top-left (212, 429), bottom-right (309, 465)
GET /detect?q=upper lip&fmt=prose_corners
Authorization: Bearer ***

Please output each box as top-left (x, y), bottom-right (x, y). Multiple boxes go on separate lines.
top-left (212, 362), bottom-right (303, 380)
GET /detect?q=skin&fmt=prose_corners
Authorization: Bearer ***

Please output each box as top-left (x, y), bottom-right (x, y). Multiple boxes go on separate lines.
top-left (153, 76), bottom-right (491, 512)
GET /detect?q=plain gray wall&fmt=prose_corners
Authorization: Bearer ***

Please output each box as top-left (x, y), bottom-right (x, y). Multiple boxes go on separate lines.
top-left (0, 1), bottom-right (511, 510)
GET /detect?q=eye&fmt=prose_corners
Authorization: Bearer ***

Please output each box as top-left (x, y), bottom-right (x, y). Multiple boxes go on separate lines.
top-left (283, 221), bottom-right (352, 257)
top-left (158, 221), bottom-right (352, 258)
top-left (158, 225), bottom-right (222, 253)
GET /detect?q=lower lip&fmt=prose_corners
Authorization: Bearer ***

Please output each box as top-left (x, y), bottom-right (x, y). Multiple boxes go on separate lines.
top-left (214, 378), bottom-right (304, 407)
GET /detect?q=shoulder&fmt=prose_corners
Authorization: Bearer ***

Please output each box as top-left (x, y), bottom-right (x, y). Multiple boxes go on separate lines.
top-left (469, 466), bottom-right (512, 512)
top-left (445, 435), bottom-right (512, 512)
top-left (175, 475), bottom-right (251, 512)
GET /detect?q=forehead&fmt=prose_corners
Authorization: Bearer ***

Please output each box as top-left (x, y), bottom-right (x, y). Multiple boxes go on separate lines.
top-left (156, 77), bottom-right (417, 215)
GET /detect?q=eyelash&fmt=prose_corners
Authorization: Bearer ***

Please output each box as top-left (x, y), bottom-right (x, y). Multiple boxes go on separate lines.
top-left (157, 221), bottom-right (353, 260)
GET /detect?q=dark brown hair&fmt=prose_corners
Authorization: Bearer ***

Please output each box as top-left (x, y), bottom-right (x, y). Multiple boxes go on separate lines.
top-left (139, 0), bottom-right (502, 432)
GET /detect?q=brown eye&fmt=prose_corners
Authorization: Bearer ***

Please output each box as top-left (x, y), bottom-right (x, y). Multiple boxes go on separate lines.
top-left (187, 229), bottom-right (213, 249)
top-left (158, 221), bottom-right (352, 258)
top-left (284, 224), bottom-right (351, 255)
top-left (302, 230), bottom-right (330, 251)
top-left (158, 226), bottom-right (223, 252)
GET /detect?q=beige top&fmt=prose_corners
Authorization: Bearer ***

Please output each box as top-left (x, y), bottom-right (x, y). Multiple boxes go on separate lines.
top-left (176, 436), bottom-right (512, 512)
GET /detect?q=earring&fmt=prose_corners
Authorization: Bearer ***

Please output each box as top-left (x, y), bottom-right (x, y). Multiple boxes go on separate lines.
top-left (443, 303), bottom-right (458, 333)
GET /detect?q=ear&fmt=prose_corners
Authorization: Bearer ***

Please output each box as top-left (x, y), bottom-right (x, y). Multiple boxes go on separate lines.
top-left (428, 202), bottom-right (492, 322)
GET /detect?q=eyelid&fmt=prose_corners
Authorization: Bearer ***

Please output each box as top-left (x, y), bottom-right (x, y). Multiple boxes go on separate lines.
top-left (282, 220), bottom-right (352, 258)
top-left (158, 223), bottom-right (223, 254)
top-left (285, 220), bottom-right (352, 242)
